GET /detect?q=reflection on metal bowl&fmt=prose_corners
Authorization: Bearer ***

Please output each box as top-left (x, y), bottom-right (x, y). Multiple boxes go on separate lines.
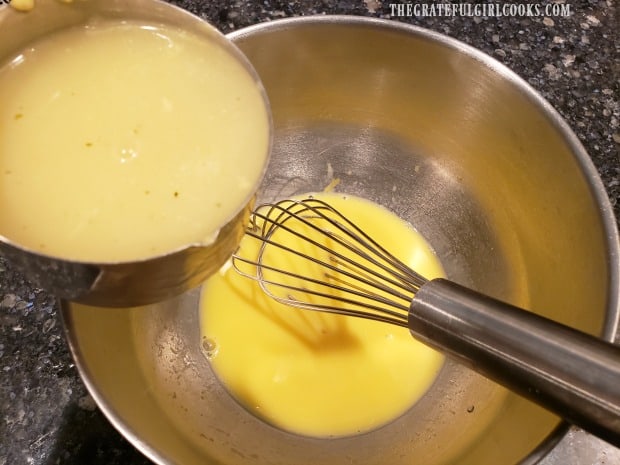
top-left (62, 15), bottom-right (619, 465)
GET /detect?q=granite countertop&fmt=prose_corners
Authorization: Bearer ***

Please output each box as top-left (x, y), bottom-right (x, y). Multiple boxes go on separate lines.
top-left (1, 1), bottom-right (618, 464)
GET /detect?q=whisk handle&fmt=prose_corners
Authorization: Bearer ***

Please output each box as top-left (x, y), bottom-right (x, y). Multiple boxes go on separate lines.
top-left (409, 278), bottom-right (620, 447)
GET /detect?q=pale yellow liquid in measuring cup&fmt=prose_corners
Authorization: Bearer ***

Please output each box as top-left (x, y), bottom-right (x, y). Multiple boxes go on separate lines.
top-left (0, 21), bottom-right (269, 262)
top-left (200, 192), bottom-right (445, 437)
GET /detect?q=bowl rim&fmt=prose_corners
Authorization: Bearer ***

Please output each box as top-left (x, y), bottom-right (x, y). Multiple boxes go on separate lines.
top-left (63, 14), bottom-right (620, 465)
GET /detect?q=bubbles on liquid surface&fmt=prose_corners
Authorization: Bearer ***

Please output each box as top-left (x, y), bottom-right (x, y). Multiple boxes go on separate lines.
top-left (201, 337), bottom-right (219, 360)
top-left (119, 147), bottom-right (138, 164)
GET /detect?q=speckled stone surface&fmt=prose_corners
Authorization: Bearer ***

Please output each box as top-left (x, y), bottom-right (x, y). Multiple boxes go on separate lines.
top-left (0, 1), bottom-right (618, 464)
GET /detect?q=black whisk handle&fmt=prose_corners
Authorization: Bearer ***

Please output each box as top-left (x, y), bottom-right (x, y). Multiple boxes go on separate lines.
top-left (409, 278), bottom-right (620, 447)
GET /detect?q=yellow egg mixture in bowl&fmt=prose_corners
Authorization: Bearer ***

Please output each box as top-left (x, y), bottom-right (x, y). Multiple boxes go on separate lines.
top-left (53, 13), bottom-right (619, 465)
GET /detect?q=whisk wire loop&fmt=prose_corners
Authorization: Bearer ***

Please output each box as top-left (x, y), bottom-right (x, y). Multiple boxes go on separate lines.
top-left (233, 252), bottom-right (411, 324)
top-left (232, 198), bottom-right (427, 327)
top-left (253, 199), bottom-right (425, 291)
top-left (291, 199), bottom-right (427, 288)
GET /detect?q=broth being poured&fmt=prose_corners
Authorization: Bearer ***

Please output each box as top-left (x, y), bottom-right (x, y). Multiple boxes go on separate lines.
top-left (200, 192), bottom-right (445, 437)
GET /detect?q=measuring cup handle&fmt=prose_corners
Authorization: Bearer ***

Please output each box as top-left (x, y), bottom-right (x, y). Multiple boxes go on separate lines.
top-left (409, 278), bottom-right (620, 448)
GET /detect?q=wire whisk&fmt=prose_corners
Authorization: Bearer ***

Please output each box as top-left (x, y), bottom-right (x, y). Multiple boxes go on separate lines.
top-left (232, 196), bottom-right (620, 448)
top-left (233, 197), bottom-right (428, 327)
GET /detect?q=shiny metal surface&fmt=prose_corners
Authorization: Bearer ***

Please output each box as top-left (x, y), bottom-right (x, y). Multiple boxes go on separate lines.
top-left (0, 0), bottom-right (271, 307)
top-left (61, 16), bottom-right (619, 465)
top-left (231, 196), bottom-right (620, 446)
top-left (411, 279), bottom-right (620, 447)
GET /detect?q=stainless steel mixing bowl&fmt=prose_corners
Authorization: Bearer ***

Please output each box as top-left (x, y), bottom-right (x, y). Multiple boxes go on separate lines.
top-left (0, 0), bottom-right (271, 307)
top-left (62, 16), bottom-right (620, 465)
